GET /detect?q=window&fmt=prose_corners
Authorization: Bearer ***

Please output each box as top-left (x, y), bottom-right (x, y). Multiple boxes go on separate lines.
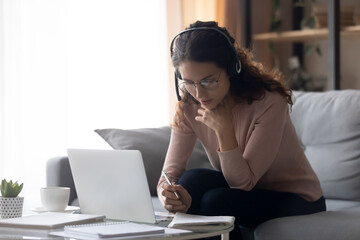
top-left (0, 0), bottom-right (168, 197)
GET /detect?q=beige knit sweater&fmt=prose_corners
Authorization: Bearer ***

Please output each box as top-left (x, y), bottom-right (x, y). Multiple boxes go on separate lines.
top-left (158, 91), bottom-right (323, 202)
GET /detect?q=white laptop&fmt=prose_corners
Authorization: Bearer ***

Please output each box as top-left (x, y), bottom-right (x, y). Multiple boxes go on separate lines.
top-left (67, 148), bottom-right (157, 223)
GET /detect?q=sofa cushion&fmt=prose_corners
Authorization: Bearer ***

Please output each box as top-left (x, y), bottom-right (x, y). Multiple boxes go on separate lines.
top-left (290, 90), bottom-right (360, 201)
top-left (95, 127), bottom-right (212, 196)
top-left (255, 207), bottom-right (360, 240)
top-left (325, 199), bottom-right (360, 211)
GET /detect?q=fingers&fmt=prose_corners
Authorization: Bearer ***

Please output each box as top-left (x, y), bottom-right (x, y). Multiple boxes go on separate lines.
top-left (161, 183), bottom-right (182, 204)
top-left (162, 191), bottom-right (185, 213)
top-left (195, 107), bottom-right (208, 122)
top-left (161, 183), bottom-right (190, 213)
top-left (164, 203), bottom-right (188, 213)
top-left (174, 185), bottom-right (189, 196)
top-left (162, 182), bottom-right (179, 199)
top-left (162, 189), bottom-right (180, 201)
top-left (163, 196), bottom-right (182, 205)
top-left (197, 107), bottom-right (206, 116)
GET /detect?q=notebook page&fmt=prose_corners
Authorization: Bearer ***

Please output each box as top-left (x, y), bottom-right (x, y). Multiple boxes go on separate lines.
top-left (168, 213), bottom-right (235, 231)
top-left (64, 222), bottom-right (165, 238)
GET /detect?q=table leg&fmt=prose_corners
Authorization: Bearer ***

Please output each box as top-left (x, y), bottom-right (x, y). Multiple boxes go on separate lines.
top-left (221, 233), bottom-right (229, 240)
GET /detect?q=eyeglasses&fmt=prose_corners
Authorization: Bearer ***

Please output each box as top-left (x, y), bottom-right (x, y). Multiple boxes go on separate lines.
top-left (178, 72), bottom-right (221, 94)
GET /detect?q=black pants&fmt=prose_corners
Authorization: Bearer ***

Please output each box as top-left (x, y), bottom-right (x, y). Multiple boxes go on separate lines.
top-left (178, 168), bottom-right (326, 240)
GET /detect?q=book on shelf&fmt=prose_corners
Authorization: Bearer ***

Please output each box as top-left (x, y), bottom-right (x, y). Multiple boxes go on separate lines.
top-left (63, 221), bottom-right (165, 238)
top-left (0, 212), bottom-right (105, 230)
top-left (168, 213), bottom-right (235, 232)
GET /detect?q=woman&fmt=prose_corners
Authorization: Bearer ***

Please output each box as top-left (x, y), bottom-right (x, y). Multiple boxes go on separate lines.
top-left (157, 21), bottom-right (326, 239)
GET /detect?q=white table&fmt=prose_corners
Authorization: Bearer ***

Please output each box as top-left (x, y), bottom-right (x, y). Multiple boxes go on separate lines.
top-left (2, 201), bottom-right (234, 240)
top-left (0, 219), bottom-right (234, 240)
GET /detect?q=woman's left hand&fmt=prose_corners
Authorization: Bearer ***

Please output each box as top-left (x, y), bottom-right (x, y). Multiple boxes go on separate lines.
top-left (195, 94), bottom-right (238, 151)
top-left (195, 94), bottom-right (233, 134)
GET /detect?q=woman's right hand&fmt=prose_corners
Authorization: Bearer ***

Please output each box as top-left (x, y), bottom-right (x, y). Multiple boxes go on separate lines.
top-left (160, 182), bottom-right (192, 213)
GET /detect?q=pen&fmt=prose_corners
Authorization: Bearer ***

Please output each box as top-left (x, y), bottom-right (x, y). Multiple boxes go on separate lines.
top-left (162, 170), bottom-right (180, 199)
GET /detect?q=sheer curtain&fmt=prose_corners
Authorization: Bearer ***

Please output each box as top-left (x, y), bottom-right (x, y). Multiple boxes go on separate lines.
top-left (0, 0), bottom-right (168, 199)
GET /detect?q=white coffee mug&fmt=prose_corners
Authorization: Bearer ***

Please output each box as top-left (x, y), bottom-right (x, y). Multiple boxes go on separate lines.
top-left (40, 187), bottom-right (70, 211)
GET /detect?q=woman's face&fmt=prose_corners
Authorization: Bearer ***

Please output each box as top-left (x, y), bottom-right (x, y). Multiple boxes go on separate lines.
top-left (178, 61), bottom-right (230, 110)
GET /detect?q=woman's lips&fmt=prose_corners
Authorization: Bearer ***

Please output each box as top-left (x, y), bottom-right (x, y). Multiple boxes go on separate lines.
top-left (200, 99), bottom-right (212, 105)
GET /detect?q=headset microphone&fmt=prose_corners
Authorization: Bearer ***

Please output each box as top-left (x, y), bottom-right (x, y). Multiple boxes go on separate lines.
top-left (174, 71), bottom-right (181, 101)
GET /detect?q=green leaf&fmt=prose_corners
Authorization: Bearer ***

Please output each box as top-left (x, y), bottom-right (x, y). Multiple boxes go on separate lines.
top-left (18, 183), bottom-right (23, 193)
top-left (270, 16), bottom-right (282, 32)
top-left (272, 0), bottom-right (280, 8)
top-left (316, 45), bottom-right (322, 56)
top-left (308, 17), bottom-right (316, 29)
top-left (1, 180), bottom-right (6, 196)
top-left (0, 179), bottom-right (24, 197)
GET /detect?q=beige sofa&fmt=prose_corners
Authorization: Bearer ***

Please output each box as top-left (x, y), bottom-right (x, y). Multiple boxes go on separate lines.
top-left (47, 90), bottom-right (360, 240)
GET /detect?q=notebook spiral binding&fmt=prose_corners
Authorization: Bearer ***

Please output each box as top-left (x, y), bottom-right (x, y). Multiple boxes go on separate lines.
top-left (64, 221), bottom-right (129, 230)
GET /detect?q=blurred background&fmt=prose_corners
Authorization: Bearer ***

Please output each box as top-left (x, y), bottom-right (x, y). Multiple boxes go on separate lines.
top-left (1, 0), bottom-right (359, 203)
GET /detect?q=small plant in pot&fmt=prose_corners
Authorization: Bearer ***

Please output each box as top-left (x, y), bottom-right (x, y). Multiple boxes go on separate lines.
top-left (0, 179), bottom-right (24, 218)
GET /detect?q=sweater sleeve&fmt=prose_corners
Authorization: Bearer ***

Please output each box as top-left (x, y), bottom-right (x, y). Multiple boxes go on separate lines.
top-left (156, 121), bottom-right (197, 204)
top-left (219, 95), bottom-right (289, 190)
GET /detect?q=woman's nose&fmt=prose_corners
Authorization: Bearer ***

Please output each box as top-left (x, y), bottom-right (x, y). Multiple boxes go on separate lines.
top-left (195, 85), bottom-right (206, 98)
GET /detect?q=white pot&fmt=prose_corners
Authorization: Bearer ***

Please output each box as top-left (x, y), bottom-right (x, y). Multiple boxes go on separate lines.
top-left (0, 196), bottom-right (24, 218)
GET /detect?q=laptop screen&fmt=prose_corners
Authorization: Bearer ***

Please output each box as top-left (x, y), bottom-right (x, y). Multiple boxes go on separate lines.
top-left (67, 148), bottom-right (156, 223)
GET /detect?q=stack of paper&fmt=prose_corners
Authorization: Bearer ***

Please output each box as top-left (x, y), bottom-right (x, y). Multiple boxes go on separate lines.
top-left (64, 222), bottom-right (165, 238)
top-left (0, 212), bottom-right (105, 230)
top-left (168, 213), bottom-right (235, 231)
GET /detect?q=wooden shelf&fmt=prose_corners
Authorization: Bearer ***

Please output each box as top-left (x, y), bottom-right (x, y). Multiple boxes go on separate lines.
top-left (253, 25), bottom-right (360, 42)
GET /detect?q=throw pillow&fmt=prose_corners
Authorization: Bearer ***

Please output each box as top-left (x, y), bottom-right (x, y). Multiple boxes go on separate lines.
top-left (94, 127), bottom-right (211, 196)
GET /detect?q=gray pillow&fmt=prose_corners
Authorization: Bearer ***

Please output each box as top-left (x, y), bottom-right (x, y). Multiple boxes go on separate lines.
top-left (291, 90), bottom-right (360, 201)
top-left (94, 127), bottom-right (211, 196)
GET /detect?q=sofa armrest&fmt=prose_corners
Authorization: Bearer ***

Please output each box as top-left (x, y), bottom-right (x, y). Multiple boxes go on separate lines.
top-left (46, 156), bottom-right (77, 205)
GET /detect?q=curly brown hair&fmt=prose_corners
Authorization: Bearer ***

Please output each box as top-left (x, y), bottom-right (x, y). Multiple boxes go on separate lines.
top-left (171, 21), bottom-right (292, 129)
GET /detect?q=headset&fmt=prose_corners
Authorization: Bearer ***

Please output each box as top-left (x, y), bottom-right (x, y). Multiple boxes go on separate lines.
top-left (170, 27), bottom-right (242, 101)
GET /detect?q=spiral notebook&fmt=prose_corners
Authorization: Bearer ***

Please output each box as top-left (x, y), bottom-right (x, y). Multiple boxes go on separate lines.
top-left (0, 212), bottom-right (105, 230)
top-left (168, 213), bottom-right (235, 232)
top-left (63, 221), bottom-right (165, 238)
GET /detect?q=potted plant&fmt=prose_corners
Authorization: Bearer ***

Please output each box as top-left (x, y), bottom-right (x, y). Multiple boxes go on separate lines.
top-left (0, 179), bottom-right (24, 218)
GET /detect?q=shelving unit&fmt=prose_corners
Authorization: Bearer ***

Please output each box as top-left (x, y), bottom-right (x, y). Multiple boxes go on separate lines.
top-left (248, 0), bottom-right (350, 90)
top-left (253, 25), bottom-right (360, 43)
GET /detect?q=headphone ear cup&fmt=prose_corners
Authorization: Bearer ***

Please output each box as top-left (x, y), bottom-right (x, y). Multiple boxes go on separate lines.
top-left (228, 59), bottom-right (242, 77)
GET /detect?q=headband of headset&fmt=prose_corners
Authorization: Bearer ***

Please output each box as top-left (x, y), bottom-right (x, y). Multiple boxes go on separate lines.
top-left (170, 27), bottom-right (241, 101)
